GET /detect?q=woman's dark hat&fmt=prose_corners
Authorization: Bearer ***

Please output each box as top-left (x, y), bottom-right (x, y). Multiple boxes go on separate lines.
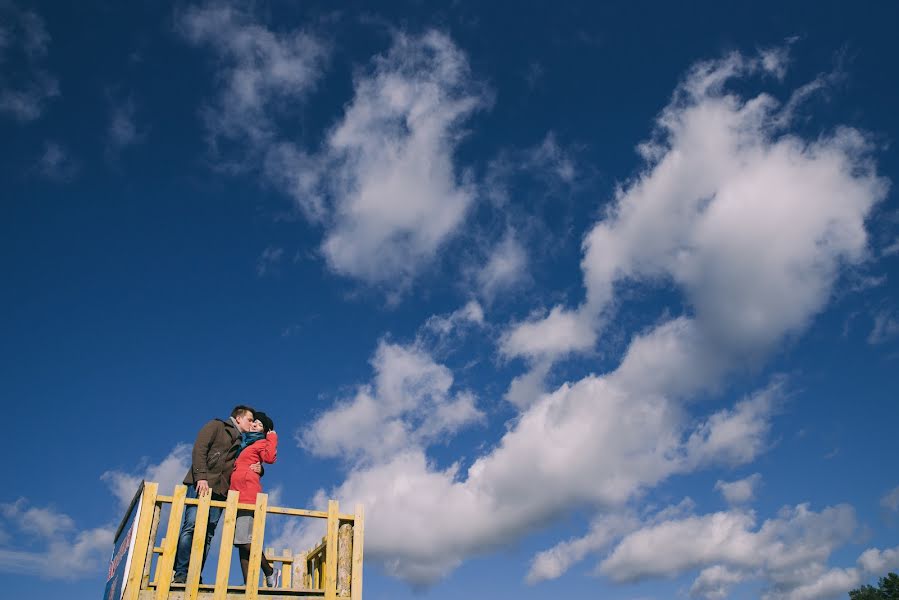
top-left (255, 412), bottom-right (274, 433)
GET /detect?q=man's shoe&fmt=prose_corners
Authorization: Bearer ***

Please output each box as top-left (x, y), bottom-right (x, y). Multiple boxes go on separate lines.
top-left (172, 573), bottom-right (187, 584)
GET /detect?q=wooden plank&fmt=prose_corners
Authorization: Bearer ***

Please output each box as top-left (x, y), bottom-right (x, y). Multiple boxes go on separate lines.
top-left (138, 589), bottom-right (326, 600)
top-left (264, 506), bottom-right (335, 519)
top-left (324, 500), bottom-right (339, 600)
top-left (351, 505), bottom-right (364, 600)
top-left (142, 502), bottom-right (162, 588)
top-left (155, 485), bottom-right (187, 599)
top-left (185, 491), bottom-right (212, 600)
top-left (282, 549), bottom-right (293, 588)
top-left (212, 490), bottom-right (239, 600)
top-left (123, 482), bottom-right (159, 600)
top-left (245, 493), bottom-right (269, 599)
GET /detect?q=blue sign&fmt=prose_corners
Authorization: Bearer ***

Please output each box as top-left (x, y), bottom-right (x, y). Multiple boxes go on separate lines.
top-left (103, 482), bottom-right (144, 600)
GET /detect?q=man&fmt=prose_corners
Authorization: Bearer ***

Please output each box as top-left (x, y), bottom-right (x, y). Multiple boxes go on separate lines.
top-left (172, 405), bottom-right (260, 583)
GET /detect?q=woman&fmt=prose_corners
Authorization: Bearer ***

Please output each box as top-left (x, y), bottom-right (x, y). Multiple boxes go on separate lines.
top-left (230, 411), bottom-right (278, 587)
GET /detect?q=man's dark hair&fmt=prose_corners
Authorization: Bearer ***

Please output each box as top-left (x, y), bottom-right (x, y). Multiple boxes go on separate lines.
top-left (231, 405), bottom-right (254, 419)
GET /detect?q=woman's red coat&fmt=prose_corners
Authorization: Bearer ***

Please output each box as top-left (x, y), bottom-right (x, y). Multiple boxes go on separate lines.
top-left (229, 432), bottom-right (278, 504)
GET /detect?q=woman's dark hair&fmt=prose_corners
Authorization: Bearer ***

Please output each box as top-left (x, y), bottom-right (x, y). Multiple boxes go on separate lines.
top-left (254, 412), bottom-right (274, 433)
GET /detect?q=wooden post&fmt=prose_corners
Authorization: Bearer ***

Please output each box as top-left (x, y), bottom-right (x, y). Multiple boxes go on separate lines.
top-left (212, 490), bottom-right (239, 600)
top-left (185, 492), bottom-right (211, 600)
top-left (293, 550), bottom-right (307, 590)
top-left (154, 485), bottom-right (187, 600)
top-left (245, 492), bottom-right (268, 599)
top-left (324, 500), bottom-right (339, 600)
top-left (122, 482), bottom-right (159, 600)
top-left (351, 504), bottom-right (364, 600)
top-left (337, 523), bottom-right (353, 597)
top-left (142, 501), bottom-right (162, 588)
top-left (282, 548), bottom-right (293, 588)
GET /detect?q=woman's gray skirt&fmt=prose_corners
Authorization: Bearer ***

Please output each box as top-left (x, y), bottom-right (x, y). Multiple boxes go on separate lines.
top-left (233, 510), bottom-right (254, 545)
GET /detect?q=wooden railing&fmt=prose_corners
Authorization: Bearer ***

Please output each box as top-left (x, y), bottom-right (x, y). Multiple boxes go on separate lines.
top-left (117, 482), bottom-right (364, 600)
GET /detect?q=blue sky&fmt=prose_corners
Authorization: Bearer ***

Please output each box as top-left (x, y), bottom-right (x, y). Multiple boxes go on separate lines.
top-left (2, 1), bottom-right (899, 599)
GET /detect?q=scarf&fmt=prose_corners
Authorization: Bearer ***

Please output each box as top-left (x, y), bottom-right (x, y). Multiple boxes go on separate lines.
top-left (237, 431), bottom-right (265, 456)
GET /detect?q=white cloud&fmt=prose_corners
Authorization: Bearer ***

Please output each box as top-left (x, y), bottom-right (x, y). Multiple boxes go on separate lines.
top-left (857, 546), bottom-right (899, 574)
top-left (690, 564), bottom-right (746, 599)
top-left (422, 300), bottom-right (485, 337)
top-left (256, 245), bottom-right (284, 277)
top-left (316, 31), bottom-right (487, 286)
top-left (306, 352), bottom-right (779, 584)
top-left (501, 306), bottom-right (596, 361)
top-left (301, 341), bottom-right (484, 463)
top-left (880, 485), bottom-right (899, 512)
top-left (183, 18), bottom-right (486, 290)
top-left (600, 504), bottom-right (859, 593)
top-left (178, 1), bottom-right (327, 151)
top-left (0, 500), bottom-right (112, 579)
top-left (868, 310), bottom-right (899, 344)
top-left (715, 473), bottom-right (762, 505)
top-left (477, 230), bottom-right (528, 301)
top-left (101, 443), bottom-right (191, 507)
top-left (527, 512), bottom-right (639, 584)
top-left (0, 4), bottom-right (58, 122)
top-left (292, 47), bottom-right (888, 588)
top-left (506, 47), bottom-right (885, 377)
top-left (503, 359), bottom-right (551, 409)
top-left (0, 499), bottom-right (75, 539)
top-left (528, 132), bottom-right (576, 184)
top-left (107, 97), bottom-right (145, 152)
top-left (685, 387), bottom-right (778, 467)
top-left (38, 141), bottom-right (79, 181)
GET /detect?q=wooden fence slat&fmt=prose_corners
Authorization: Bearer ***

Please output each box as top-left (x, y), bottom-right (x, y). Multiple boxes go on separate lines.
top-left (212, 490), bottom-right (240, 600)
top-left (154, 485), bottom-right (187, 599)
top-left (324, 500), bottom-right (339, 600)
top-left (282, 548), bottom-right (293, 588)
top-left (245, 492), bottom-right (268, 599)
top-left (351, 504), bottom-right (364, 600)
top-left (185, 491), bottom-right (211, 600)
top-left (142, 501), bottom-right (162, 588)
top-left (122, 482), bottom-right (159, 600)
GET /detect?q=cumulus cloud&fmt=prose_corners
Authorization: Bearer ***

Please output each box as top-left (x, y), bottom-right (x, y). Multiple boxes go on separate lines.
top-left (586, 501), bottom-right (899, 600)
top-left (526, 511), bottom-right (640, 584)
top-left (0, 3), bottom-right (58, 122)
top-left (301, 351), bottom-right (781, 584)
top-left (292, 47), bottom-right (887, 589)
top-left (600, 504), bottom-right (860, 594)
top-left (0, 499), bottom-right (112, 579)
top-left (505, 47), bottom-right (886, 375)
top-left (182, 12), bottom-right (486, 290)
top-left (301, 340), bottom-right (484, 463)
top-left (177, 1), bottom-right (327, 152)
top-left (101, 443), bottom-right (191, 507)
top-left (881, 486), bottom-right (899, 512)
top-left (715, 473), bottom-right (762, 505)
top-left (501, 306), bottom-right (596, 361)
top-left (314, 31), bottom-right (487, 285)
top-left (477, 230), bottom-right (528, 301)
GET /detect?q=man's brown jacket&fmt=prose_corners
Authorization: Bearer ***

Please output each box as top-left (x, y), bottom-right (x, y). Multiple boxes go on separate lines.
top-left (182, 418), bottom-right (242, 497)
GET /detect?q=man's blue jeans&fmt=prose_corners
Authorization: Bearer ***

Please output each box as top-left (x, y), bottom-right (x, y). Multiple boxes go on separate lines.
top-left (173, 485), bottom-right (225, 577)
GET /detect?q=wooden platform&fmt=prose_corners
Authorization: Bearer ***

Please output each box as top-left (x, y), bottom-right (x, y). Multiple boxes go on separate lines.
top-left (112, 482), bottom-right (364, 600)
top-left (139, 585), bottom-right (325, 599)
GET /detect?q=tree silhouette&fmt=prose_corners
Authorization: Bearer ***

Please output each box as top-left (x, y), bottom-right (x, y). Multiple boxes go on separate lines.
top-left (849, 573), bottom-right (899, 599)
